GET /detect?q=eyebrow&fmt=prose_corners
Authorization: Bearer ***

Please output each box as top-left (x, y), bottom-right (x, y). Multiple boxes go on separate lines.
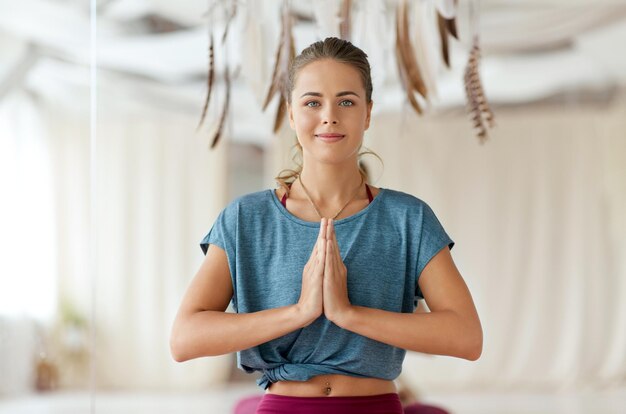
top-left (300, 91), bottom-right (360, 98)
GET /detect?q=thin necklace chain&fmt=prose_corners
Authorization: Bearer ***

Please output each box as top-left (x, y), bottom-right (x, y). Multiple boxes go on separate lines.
top-left (297, 173), bottom-right (364, 220)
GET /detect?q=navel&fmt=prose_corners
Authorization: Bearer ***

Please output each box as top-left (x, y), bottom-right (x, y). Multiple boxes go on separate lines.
top-left (323, 380), bottom-right (332, 396)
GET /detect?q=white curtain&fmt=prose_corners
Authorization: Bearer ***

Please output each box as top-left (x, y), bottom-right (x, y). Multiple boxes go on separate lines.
top-left (90, 75), bottom-right (233, 390)
top-left (267, 91), bottom-right (626, 393)
top-left (0, 90), bottom-right (57, 321)
top-left (0, 91), bottom-right (57, 395)
top-left (0, 69), bottom-right (235, 391)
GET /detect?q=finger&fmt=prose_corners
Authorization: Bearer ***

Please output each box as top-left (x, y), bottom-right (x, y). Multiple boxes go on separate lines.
top-left (310, 218), bottom-right (326, 259)
top-left (320, 217), bottom-right (327, 240)
top-left (327, 219), bottom-right (340, 266)
top-left (317, 235), bottom-right (326, 273)
top-left (325, 238), bottom-right (333, 277)
top-left (328, 219), bottom-right (336, 264)
top-left (332, 221), bottom-right (342, 266)
top-left (306, 238), bottom-right (319, 270)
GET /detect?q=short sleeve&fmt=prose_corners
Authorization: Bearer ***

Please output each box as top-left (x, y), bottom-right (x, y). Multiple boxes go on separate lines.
top-left (415, 202), bottom-right (455, 303)
top-left (199, 207), bottom-right (236, 256)
top-left (199, 205), bottom-right (238, 309)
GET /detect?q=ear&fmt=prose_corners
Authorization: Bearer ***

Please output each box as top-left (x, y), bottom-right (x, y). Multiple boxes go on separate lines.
top-left (288, 102), bottom-right (295, 130)
top-left (364, 100), bottom-right (373, 130)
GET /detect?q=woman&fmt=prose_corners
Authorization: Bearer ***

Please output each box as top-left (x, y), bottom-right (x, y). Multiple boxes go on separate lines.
top-left (170, 37), bottom-right (482, 414)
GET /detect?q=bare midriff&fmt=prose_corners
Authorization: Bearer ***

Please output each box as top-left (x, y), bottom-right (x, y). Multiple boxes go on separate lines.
top-left (266, 374), bottom-right (397, 397)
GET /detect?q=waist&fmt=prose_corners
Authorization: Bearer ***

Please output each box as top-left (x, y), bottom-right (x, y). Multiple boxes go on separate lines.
top-left (266, 374), bottom-right (397, 397)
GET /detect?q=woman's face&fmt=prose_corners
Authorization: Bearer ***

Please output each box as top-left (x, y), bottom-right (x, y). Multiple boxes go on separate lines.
top-left (288, 59), bottom-right (373, 165)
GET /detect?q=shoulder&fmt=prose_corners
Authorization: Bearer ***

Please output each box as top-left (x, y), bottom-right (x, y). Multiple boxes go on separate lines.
top-left (380, 188), bottom-right (430, 211)
top-left (220, 189), bottom-right (272, 212)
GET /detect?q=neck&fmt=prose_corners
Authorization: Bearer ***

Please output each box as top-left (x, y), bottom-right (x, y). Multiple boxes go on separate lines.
top-left (296, 164), bottom-right (363, 206)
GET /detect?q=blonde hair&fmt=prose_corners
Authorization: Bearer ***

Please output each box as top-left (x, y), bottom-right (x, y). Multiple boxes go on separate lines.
top-left (274, 37), bottom-right (384, 195)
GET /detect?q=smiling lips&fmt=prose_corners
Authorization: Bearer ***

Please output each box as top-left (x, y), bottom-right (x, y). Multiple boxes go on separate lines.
top-left (316, 133), bottom-right (345, 142)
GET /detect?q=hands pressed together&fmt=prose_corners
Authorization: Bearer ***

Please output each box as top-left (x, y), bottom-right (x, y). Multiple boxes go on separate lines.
top-left (297, 217), bottom-right (352, 327)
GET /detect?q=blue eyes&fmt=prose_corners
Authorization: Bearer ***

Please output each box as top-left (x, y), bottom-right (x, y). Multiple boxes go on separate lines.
top-left (305, 100), bottom-right (354, 108)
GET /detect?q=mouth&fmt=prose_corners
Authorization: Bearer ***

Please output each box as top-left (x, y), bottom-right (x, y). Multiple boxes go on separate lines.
top-left (316, 134), bottom-right (345, 142)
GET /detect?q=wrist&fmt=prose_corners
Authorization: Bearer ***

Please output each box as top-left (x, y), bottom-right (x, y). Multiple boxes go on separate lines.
top-left (293, 304), bottom-right (317, 328)
top-left (329, 305), bottom-right (355, 329)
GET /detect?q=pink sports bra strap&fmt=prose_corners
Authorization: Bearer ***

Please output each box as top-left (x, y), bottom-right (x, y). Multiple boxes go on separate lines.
top-left (281, 183), bottom-right (373, 208)
top-left (365, 183), bottom-right (373, 203)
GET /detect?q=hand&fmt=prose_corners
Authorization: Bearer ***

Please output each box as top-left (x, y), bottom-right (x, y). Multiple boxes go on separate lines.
top-left (296, 218), bottom-right (327, 327)
top-left (323, 218), bottom-right (352, 325)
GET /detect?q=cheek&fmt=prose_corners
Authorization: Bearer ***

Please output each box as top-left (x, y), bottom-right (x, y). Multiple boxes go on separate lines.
top-left (294, 112), bottom-right (317, 133)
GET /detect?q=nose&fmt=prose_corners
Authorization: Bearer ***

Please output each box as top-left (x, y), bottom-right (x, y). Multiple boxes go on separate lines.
top-left (321, 106), bottom-right (338, 125)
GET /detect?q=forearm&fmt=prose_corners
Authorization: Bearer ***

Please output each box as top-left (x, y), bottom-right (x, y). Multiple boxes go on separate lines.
top-left (170, 304), bottom-right (308, 362)
top-left (338, 306), bottom-right (482, 360)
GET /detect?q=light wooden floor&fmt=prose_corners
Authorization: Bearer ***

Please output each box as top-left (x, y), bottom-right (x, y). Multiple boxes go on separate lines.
top-left (1, 384), bottom-right (625, 414)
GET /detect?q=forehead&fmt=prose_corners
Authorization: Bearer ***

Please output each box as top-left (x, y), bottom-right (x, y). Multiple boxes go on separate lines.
top-left (293, 59), bottom-right (363, 94)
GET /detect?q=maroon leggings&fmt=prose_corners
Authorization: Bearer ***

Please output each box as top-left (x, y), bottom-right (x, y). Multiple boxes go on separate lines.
top-left (234, 393), bottom-right (449, 414)
top-left (255, 392), bottom-right (403, 414)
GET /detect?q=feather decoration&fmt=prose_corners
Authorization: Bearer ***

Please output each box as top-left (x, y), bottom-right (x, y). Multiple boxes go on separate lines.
top-left (397, 0), bottom-right (428, 99)
top-left (339, 0), bottom-right (352, 40)
top-left (396, 39), bottom-right (422, 114)
top-left (413, 0), bottom-right (439, 100)
top-left (463, 35), bottom-right (495, 142)
top-left (221, 0), bottom-right (238, 44)
top-left (436, 0), bottom-right (459, 41)
top-left (273, 9), bottom-right (296, 133)
top-left (274, 91), bottom-right (288, 133)
top-left (437, 11), bottom-right (451, 68)
top-left (395, 4), bottom-right (422, 114)
top-left (262, 1), bottom-right (295, 133)
top-left (435, 0), bottom-right (458, 19)
top-left (196, 30), bottom-right (215, 132)
top-left (263, 32), bottom-right (284, 111)
top-left (210, 63), bottom-right (231, 149)
top-left (263, 1), bottom-right (291, 112)
top-left (445, 16), bottom-right (458, 39)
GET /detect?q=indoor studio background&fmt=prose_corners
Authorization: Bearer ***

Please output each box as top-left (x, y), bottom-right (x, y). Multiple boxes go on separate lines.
top-left (1, 0), bottom-right (625, 413)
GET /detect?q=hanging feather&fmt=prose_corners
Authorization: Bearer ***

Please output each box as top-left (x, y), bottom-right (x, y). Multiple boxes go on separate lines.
top-left (445, 16), bottom-right (458, 40)
top-left (435, 0), bottom-right (458, 19)
top-left (396, 37), bottom-right (422, 114)
top-left (273, 14), bottom-right (296, 133)
top-left (210, 63), bottom-right (231, 149)
top-left (196, 30), bottom-right (215, 132)
top-left (274, 94), bottom-right (287, 133)
top-left (437, 11), bottom-right (451, 68)
top-left (470, 41), bottom-right (495, 130)
top-left (413, 0), bottom-right (439, 100)
top-left (263, 29), bottom-right (284, 111)
top-left (398, 0), bottom-right (428, 99)
top-left (395, 4), bottom-right (422, 114)
top-left (221, 0), bottom-right (238, 44)
top-left (463, 35), bottom-right (495, 142)
top-left (264, 0), bottom-right (295, 133)
top-left (339, 0), bottom-right (352, 41)
top-left (464, 42), bottom-right (485, 140)
top-left (263, 1), bottom-right (291, 112)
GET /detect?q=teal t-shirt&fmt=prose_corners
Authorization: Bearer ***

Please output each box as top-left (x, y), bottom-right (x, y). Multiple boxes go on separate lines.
top-left (200, 187), bottom-right (454, 390)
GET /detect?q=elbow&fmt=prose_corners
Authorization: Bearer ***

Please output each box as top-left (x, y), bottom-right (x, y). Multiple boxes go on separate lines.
top-left (169, 329), bottom-right (190, 363)
top-left (462, 327), bottom-right (483, 361)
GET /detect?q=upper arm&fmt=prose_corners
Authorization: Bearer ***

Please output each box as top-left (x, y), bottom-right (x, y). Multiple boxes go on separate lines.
top-left (418, 246), bottom-right (480, 323)
top-left (177, 243), bottom-right (233, 316)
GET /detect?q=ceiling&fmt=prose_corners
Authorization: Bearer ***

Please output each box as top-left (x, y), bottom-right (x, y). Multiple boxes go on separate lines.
top-left (1, 0), bottom-right (626, 146)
